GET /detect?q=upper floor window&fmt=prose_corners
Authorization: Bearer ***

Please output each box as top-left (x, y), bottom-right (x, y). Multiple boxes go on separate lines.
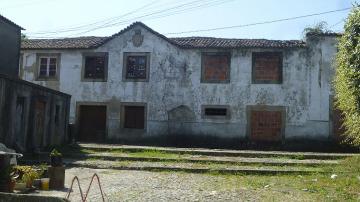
top-left (252, 52), bottom-right (282, 84)
top-left (201, 52), bottom-right (230, 83)
top-left (82, 52), bottom-right (108, 81)
top-left (36, 53), bottom-right (60, 80)
top-left (123, 52), bottom-right (150, 82)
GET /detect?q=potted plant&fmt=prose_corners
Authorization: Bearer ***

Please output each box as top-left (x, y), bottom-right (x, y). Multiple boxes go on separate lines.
top-left (14, 166), bottom-right (39, 188)
top-left (50, 149), bottom-right (63, 167)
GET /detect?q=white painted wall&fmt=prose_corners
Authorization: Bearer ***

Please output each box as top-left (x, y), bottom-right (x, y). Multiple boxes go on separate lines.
top-left (20, 24), bottom-right (338, 141)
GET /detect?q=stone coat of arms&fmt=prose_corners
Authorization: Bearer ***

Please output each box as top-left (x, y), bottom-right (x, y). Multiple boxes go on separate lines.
top-left (132, 29), bottom-right (144, 47)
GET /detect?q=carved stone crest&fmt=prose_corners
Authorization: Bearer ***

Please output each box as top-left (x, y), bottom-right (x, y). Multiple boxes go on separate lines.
top-left (132, 29), bottom-right (143, 47)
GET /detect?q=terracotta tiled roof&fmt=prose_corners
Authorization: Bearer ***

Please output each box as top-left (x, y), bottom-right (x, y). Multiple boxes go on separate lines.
top-left (21, 22), bottom-right (306, 50)
top-left (21, 36), bottom-right (108, 49)
top-left (170, 37), bottom-right (306, 48)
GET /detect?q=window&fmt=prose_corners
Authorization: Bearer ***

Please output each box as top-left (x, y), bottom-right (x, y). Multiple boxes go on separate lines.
top-left (202, 105), bottom-right (230, 119)
top-left (252, 52), bottom-right (282, 84)
top-left (122, 104), bottom-right (146, 129)
top-left (36, 53), bottom-right (60, 80)
top-left (201, 52), bottom-right (230, 83)
top-left (123, 52), bottom-right (150, 81)
top-left (82, 52), bottom-right (108, 81)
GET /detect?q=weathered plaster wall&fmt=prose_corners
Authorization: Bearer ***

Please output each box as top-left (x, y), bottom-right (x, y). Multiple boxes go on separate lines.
top-left (0, 74), bottom-right (71, 152)
top-left (0, 19), bottom-right (21, 77)
top-left (20, 25), bottom-right (338, 142)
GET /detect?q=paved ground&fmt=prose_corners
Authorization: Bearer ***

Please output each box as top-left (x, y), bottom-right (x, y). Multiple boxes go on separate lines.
top-left (35, 167), bottom-right (326, 202)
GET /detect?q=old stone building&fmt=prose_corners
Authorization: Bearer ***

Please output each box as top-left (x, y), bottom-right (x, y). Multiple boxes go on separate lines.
top-left (0, 15), bottom-right (71, 152)
top-left (20, 22), bottom-right (341, 145)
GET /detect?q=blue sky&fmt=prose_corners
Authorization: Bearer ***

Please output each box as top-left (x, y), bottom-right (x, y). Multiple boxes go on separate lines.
top-left (0, 0), bottom-right (357, 39)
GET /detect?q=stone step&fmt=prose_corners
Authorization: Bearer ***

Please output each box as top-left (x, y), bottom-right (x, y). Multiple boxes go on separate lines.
top-left (77, 143), bottom-right (359, 160)
top-left (60, 152), bottom-right (339, 167)
top-left (57, 159), bottom-right (324, 175)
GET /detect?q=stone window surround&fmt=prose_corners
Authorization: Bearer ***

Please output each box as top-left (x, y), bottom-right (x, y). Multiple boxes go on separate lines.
top-left (120, 102), bottom-right (147, 131)
top-left (245, 105), bottom-right (286, 142)
top-left (122, 52), bottom-right (150, 82)
top-left (81, 52), bottom-right (108, 82)
top-left (201, 51), bottom-right (231, 84)
top-left (201, 105), bottom-right (231, 119)
top-left (251, 51), bottom-right (283, 84)
top-left (35, 53), bottom-right (61, 81)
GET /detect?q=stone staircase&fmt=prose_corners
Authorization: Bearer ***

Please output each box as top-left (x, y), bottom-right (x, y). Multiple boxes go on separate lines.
top-left (19, 143), bottom-right (359, 175)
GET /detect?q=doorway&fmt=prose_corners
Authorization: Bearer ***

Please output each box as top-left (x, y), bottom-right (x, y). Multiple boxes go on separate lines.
top-left (78, 105), bottom-right (107, 142)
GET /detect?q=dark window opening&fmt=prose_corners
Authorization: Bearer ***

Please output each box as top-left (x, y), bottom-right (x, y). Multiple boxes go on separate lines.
top-left (204, 108), bottom-right (227, 116)
top-left (124, 106), bottom-right (145, 129)
top-left (126, 56), bottom-right (147, 79)
top-left (84, 55), bottom-right (106, 79)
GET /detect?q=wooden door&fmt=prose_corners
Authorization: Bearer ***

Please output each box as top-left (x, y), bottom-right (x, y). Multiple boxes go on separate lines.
top-left (78, 105), bottom-right (106, 142)
top-left (250, 110), bottom-right (282, 142)
top-left (34, 101), bottom-right (46, 148)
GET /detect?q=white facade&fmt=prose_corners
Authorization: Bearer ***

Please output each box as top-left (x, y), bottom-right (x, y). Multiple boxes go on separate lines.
top-left (20, 23), bottom-right (339, 143)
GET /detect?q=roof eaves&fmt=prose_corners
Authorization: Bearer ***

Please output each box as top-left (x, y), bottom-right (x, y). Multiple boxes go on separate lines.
top-left (0, 14), bottom-right (25, 30)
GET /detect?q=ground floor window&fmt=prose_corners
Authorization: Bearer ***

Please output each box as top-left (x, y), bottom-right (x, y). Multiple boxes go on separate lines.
top-left (122, 104), bottom-right (146, 129)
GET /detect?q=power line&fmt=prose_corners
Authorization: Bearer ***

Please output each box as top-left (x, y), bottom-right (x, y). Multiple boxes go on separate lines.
top-left (68, 0), bottom-right (233, 37)
top-left (164, 7), bottom-right (352, 35)
top-left (26, 0), bottom-right (161, 35)
top-left (27, 0), bottom-right (232, 38)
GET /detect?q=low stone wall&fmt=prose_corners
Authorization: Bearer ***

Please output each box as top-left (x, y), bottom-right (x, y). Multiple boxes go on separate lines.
top-left (0, 192), bottom-right (69, 202)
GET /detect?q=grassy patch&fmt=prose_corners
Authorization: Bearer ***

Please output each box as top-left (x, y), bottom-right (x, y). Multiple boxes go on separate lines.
top-left (128, 150), bottom-right (181, 159)
top-left (203, 156), bottom-right (360, 200)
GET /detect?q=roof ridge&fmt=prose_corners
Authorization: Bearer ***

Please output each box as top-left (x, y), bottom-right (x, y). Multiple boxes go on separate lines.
top-left (22, 22), bottom-right (307, 49)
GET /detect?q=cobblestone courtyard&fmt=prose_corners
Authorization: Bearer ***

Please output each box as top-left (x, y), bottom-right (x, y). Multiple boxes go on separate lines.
top-left (34, 167), bottom-right (358, 201)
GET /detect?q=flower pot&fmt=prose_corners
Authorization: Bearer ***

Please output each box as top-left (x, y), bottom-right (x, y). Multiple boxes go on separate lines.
top-left (50, 156), bottom-right (62, 167)
top-left (14, 182), bottom-right (26, 191)
top-left (26, 180), bottom-right (32, 188)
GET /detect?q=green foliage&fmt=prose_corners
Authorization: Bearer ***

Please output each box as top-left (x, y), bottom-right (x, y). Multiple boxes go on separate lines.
top-left (50, 148), bottom-right (62, 157)
top-left (14, 166), bottom-right (41, 184)
top-left (303, 21), bottom-right (330, 37)
top-left (21, 33), bottom-right (27, 40)
top-left (334, 5), bottom-right (360, 146)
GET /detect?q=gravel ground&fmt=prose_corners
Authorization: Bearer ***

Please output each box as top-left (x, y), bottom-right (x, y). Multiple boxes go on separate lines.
top-left (35, 167), bottom-right (317, 202)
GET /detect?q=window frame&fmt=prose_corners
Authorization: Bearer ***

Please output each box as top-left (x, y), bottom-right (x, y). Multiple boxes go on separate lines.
top-left (122, 52), bottom-right (150, 82)
top-left (252, 52), bottom-right (283, 84)
top-left (81, 52), bottom-right (108, 82)
top-left (36, 53), bottom-right (60, 81)
top-left (201, 52), bottom-right (231, 84)
top-left (201, 105), bottom-right (231, 119)
top-left (120, 102), bottom-right (147, 131)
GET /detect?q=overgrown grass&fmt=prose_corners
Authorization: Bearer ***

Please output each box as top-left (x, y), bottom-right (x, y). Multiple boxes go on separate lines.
top-left (204, 156), bottom-right (360, 200)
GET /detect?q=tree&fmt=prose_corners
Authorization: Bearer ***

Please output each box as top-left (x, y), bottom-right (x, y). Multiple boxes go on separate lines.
top-left (302, 21), bottom-right (330, 37)
top-left (334, 5), bottom-right (360, 146)
top-left (21, 33), bottom-right (28, 40)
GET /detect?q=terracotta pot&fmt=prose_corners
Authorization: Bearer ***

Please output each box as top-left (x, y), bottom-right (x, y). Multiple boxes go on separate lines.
top-left (26, 180), bottom-right (32, 188)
